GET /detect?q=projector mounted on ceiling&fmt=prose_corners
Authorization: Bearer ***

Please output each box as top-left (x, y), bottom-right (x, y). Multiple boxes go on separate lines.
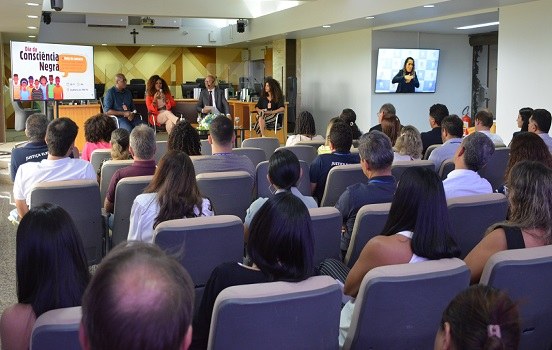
top-left (141, 17), bottom-right (155, 26)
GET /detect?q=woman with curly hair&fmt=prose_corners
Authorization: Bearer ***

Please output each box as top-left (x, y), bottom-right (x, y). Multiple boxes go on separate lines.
top-left (145, 75), bottom-right (179, 133)
top-left (167, 121), bottom-right (202, 156)
top-left (393, 125), bottom-right (423, 161)
top-left (254, 78), bottom-right (285, 137)
top-left (82, 113), bottom-right (117, 161)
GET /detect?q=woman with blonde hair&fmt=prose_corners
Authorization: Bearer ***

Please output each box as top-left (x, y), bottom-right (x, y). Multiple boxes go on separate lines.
top-left (145, 75), bottom-right (179, 133)
top-left (393, 125), bottom-right (423, 162)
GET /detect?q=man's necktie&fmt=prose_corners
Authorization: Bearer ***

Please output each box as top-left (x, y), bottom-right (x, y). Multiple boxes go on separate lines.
top-left (208, 90), bottom-right (213, 106)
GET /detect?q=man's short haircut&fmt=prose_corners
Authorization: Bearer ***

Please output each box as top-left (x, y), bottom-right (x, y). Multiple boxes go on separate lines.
top-left (441, 114), bottom-right (463, 138)
top-left (329, 121), bottom-right (353, 153)
top-left (46, 118), bottom-right (78, 157)
top-left (358, 131), bottom-right (394, 170)
top-left (530, 109), bottom-right (552, 133)
top-left (115, 73), bottom-right (126, 82)
top-left (25, 113), bottom-right (48, 142)
top-left (379, 103), bottom-right (396, 117)
top-left (475, 109), bottom-right (494, 128)
top-left (209, 115), bottom-right (234, 145)
top-left (81, 242), bottom-right (194, 350)
top-left (129, 124), bottom-right (156, 159)
top-left (461, 132), bottom-right (495, 171)
top-left (429, 104), bottom-right (449, 126)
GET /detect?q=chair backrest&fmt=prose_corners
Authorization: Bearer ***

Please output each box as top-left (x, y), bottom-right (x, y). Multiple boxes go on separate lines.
top-left (309, 207), bottom-right (342, 265)
top-left (154, 140), bottom-right (168, 163)
top-left (255, 160), bottom-right (311, 199)
top-left (344, 202), bottom-right (391, 267)
top-left (200, 139), bottom-right (212, 155)
top-left (232, 147), bottom-right (266, 168)
top-left (439, 158), bottom-right (455, 180)
top-left (196, 171), bottom-right (254, 221)
top-left (276, 145), bottom-right (317, 165)
top-left (477, 147), bottom-right (510, 191)
top-left (30, 306), bottom-right (81, 350)
top-left (99, 159), bottom-right (134, 204)
top-left (89, 149), bottom-right (112, 174)
top-left (295, 139), bottom-right (326, 150)
top-left (30, 180), bottom-right (103, 266)
top-left (208, 276), bottom-right (342, 350)
top-left (391, 160), bottom-right (435, 179)
top-left (242, 137), bottom-right (280, 158)
top-left (320, 164), bottom-right (365, 207)
top-left (343, 258), bottom-right (470, 350)
top-left (423, 144), bottom-right (440, 160)
top-left (111, 175), bottom-right (153, 248)
top-left (447, 193), bottom-right (508, 258)
top-left (480, 245), bottom-right (552, 350)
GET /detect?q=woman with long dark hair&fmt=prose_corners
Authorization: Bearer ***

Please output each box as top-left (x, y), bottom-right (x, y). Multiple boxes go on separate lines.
top-left (513, 107), bottom-right (533, 138)
top-left (253, 78), bottom-right (285, 137)
top-left (127, 150), bottom-right (213, 243)
top-left (392, 56), bottom-right (420, 93)
top-left (286, 111), bottom-right (324, 146)
top-left (145, 75), bottom-right (180, 133)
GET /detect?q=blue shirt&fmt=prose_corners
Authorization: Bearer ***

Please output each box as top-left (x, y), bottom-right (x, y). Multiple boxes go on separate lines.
top-left (103, 86), bottom-right (135, 113)
top-left (309, 152), bottom-right (360, 203)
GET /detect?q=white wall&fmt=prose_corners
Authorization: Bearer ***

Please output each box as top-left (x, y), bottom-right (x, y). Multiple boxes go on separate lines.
top-left (371, 31), bottom-right (472, 133)
top-left (496, 0), bottom-right (552, 145)
top-left (300, 29), bottom-right (373, 135)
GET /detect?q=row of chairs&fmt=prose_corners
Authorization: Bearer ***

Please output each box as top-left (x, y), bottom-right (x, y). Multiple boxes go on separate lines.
top-left (29, 245), bottom-right (552, 349)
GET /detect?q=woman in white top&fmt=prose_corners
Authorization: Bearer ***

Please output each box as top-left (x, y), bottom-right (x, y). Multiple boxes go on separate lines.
top-left (286, 111), bottom-right (324, 146)
top-left (393, 125), bottom-right (423, 162)
top-left (128, 150), bottom-right (213, 243)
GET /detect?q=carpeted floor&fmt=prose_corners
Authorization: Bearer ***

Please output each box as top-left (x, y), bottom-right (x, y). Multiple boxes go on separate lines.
top-left (0, 182), bottom-right (19, 319)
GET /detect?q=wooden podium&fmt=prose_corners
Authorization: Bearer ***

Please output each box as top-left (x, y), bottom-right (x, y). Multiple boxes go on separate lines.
top-left (55, 104), bottom-right (102, 150)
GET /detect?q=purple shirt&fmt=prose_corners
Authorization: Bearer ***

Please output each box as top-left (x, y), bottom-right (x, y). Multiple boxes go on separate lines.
top-left (105, 159), bottom-right (156, 203)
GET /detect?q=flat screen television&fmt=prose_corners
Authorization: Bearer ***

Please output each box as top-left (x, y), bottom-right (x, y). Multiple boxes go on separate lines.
top-left (375, 48), bottom-right (440, 93)
top-left (10, 41), bottom-right (95, 101)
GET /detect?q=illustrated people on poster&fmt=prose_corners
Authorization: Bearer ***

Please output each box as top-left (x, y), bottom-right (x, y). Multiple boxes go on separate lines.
top-left (39, 75), bottom-right (48, 99)
top-left (19, 78), bottom-right (30, 100)
top-left (12, 73), bottom-right (20, 100)
top-left (392, 57), bottom-right (420, 93)
top-left (47, 75), bottom-right (55, 99)
top-left (27, 76), bottom-right (34, 94)
top-left (31, 78), bottom-right (44, 100)
top-left (53, 76), bottom-right (63, 100)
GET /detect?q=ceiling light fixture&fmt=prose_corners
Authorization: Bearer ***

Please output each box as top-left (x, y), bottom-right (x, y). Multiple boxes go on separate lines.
top-left (25, 2), bottom-right (39, 6)
top-left (423, 4), bottom-right (435, 8)
top-left (365, 16), bottom-right (375, 19)
top-left (27, 26), bottom-right (37, 29)
top-left (28, 35), bottom-right (36, 38)
top-left (101, 43), bottom-right (107, 46)
top-left (27, 15), bottom-right (38, 19)
top-left (456, 21), bottom-right (499, 30)
top-left (197, 45), bottom-right (203, 48)
top-left (322, 25), bottom-right (331, 28)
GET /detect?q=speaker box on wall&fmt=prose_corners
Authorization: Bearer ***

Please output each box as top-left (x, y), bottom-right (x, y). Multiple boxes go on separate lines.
top-left (51, 0), bottom-right (63, 11)
top-left (237, 22), bottom-right (245, 33)
top-left (286, 76), bottom-right (297, 124)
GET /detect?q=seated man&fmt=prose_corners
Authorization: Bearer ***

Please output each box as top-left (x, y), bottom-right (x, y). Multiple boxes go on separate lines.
top-left (79, 243), bottom-right (194, 350)
top-left (474, 109), bottom-right (506, 147)
top-left (310, 121), bottom-right (360, 204)
top-left (13, 118), bottom-right (96, 219)
top-left (103, 73), bottom-right (145, 132)
top-left (192, 115), bottom-right (255, 180)
top-left (196, 74), bottom-right (230, 116)
top-left (104, 124), bottom-right (157, 214)
top-left (428, 114), bottom-right (464, 171)
top-left (443, 132), bottom-right (494, 199)
top-left (10, 113), bottom-right (49, 181)
top-left (369, 103), bottom-right (396, 132)
top-left (421, 103), bottom-right (449, 154)
top-left (528, 108), bottom-right (552, 153)
top-left (336, 131), bottom-right (396, 255)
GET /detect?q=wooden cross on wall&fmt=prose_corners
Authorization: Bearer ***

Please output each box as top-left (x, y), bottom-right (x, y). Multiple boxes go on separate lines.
top-left (130, 29), bottom-right (139, 44)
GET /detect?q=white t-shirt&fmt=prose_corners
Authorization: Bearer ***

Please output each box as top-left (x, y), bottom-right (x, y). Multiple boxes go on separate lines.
top-left (285, 134), bottom-right (324, 147)
top-left (13, 157), bottom-right (96, 205)
top-left (443, 169), bottom-right (492, 199)
top-left (128, 192), bottom-right (214, 243)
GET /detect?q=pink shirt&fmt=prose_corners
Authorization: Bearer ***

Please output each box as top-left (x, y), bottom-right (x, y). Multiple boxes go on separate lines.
top-left (82, 141), bottom-right (111, 161)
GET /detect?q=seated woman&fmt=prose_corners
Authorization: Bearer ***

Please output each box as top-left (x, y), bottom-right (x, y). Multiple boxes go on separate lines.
top-left (435, 284), bottom-right (520, 350)
top-left (191, 192), bottom-right (315, 349)
top-left (81, 113), bottom-right (117, 161)
top-left (498, 132), bottom-right (552, 194)
top-left (285, 111), bottom-right (324, 146)
top-left (128, 150), bottom-right (213, 243)
top-left (145, 75), bottom-right (180, 134)
top-left (512, 106), bottom-right (533, 139)
top-left (244, 149), bottom-right (317, 239)
top-left (393, 125), bottom-right (423, 162)
top-left (339, 108), bottom-right (362, 140)
top-left (0, 204), bottom-right (90, 350)
top-left (253, 78), bottom-right (285, 137)
top-left (465, 160), bottom-right (552, 283)
top-left (381, 113), bottom-right (402, 146)
top-left (167, 121), bottom-right (201, 156)
top-left (318, 117), bottom-right (344, 155)
top-left (96, 128), bottom-right (132, 180)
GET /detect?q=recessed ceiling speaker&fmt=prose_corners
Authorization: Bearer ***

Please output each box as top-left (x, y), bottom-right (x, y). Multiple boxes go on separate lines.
top-left (51, 0), bottom-right (63, 11)
top-left (42, 12), bottom-right (51, 25)
top-left (237, 19), bottom-right (246, 33)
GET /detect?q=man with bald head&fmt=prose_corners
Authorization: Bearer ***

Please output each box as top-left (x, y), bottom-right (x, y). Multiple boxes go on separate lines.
top-left (79, 243), bottom-right (194, 350)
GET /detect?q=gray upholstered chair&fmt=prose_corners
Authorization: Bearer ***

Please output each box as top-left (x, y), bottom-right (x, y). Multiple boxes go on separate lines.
top-left (154, 140), bottom-right (168, 163)
top-left (344, 202), bottom-right (391, 268)
top-left (276, 145), bottom-right (317, 165)
top-left (478, 147), bottom-right (510, 191)
top-left (295, 139), bottom-right (326, 150)
top-left (242, 137), bottom-right (280, 159)
top-left (391, 159), bottom-right (435, 179)
top-left (423, 144), bottom-right (440, 160)
top-left (309, 206), bottom-right (342, 266)
top-left (255, 160), bottom-right (311, 199)
top-left (90, 149), bottom-right (112, 174)
top-left (196, 171), bottom-right (254, 221)
top-left (30, 180), bottom-right (104, 265)
top-left (232, 147), bottom-right (266, 168)
top-left (438, 158), bottom-right (455, 180)
top-left (208, 276), bottom-right (342, 350)
top-left (200, 139), bottom-right (212, 155)
top-left (13, 100), bottom-right (41, 131)
top-left (30, 306), bottom-right (81, 350)
top-left (343, 258), bottom-right (470, 350)
top-left (320, 163), bottom-right (365, 207)
top-left (480, 245), bottom-right (552, 350)
top-left (447, 193), bottom-right (508, 258)
top-left (99, 159), bottom-right (134, 204)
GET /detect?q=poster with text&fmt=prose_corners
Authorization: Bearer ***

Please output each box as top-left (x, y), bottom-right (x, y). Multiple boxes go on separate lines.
top-left (10, 41), bottom-right (95, 101)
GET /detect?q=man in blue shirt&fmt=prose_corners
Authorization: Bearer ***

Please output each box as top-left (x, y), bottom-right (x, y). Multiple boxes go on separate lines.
top-left (310, 121), bottom-right (360, 204)
top-left (103, 73), bottom-right (145, 132)
top-left (10, 113), bottom-right (49, 181)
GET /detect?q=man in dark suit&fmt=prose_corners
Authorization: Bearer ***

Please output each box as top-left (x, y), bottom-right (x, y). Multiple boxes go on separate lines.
top-left (196, 74), bottom-right (230, 116)
top-left (421, 103), bottom-right (449, 154)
